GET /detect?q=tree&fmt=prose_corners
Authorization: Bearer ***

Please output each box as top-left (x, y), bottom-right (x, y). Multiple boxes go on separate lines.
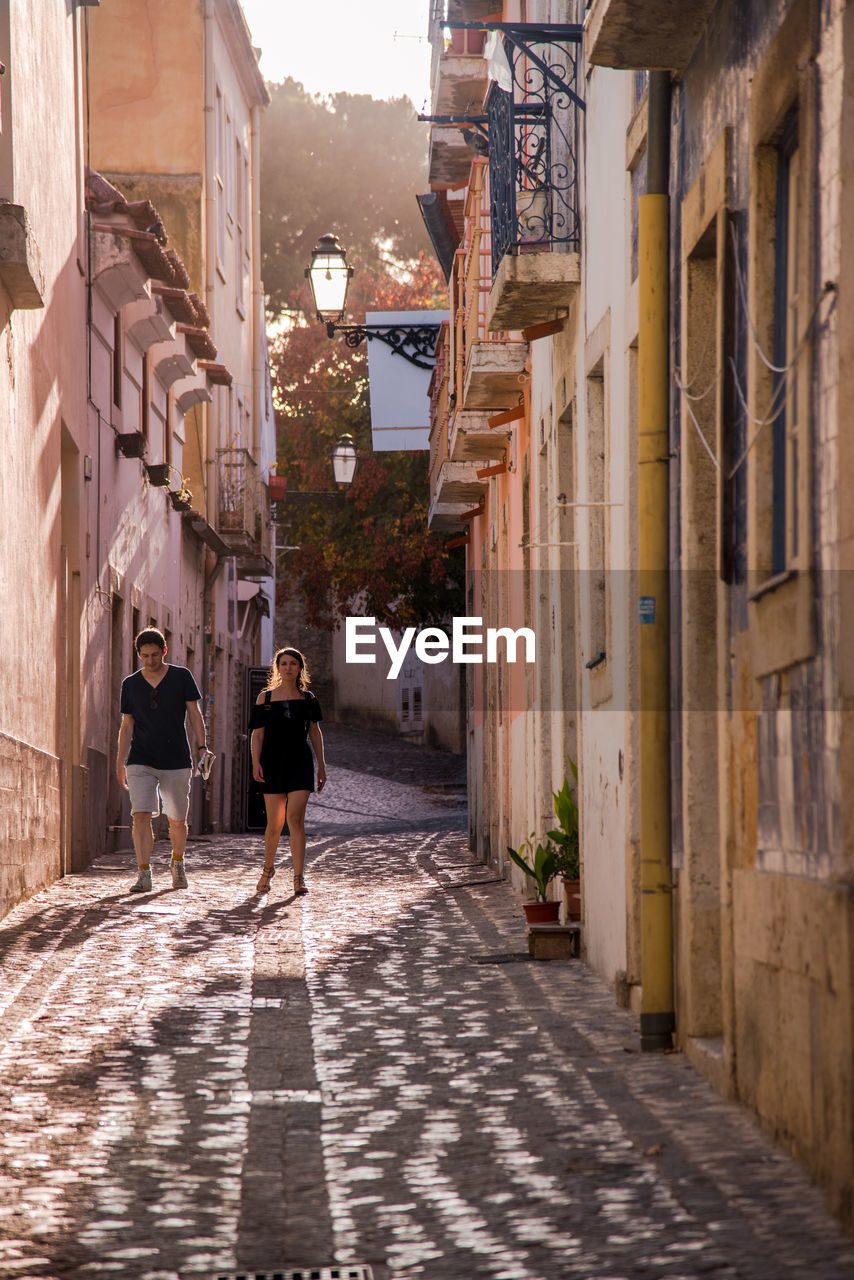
top-left (261, 79), bottom-right (433, 318)
top-left (271, 256), bottom-right (464, 631)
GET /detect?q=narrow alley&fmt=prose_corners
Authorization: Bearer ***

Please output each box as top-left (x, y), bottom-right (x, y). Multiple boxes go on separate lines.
top-left (0, 726), bottom-right (851, 1280)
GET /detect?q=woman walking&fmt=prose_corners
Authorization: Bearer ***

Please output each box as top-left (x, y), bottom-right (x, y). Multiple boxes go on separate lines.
top-left (250, 647), bottom-right (326, 895)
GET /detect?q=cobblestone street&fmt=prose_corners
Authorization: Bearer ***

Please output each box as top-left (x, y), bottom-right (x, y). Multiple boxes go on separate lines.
top-left (0, 725), bottom-right (852, 1280)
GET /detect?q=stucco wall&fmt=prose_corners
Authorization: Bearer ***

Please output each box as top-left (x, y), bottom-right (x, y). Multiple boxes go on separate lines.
top-left (0, 1), bottom-right (88, 916)
top-left (88, 0), bottom-right (205, 177)
top-left (331, 622), bottom-right (465, 755)
top-left (573, 63), bottom-right (635, 980)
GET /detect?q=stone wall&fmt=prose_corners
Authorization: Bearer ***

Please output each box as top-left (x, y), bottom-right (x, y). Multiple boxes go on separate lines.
top-left (0, 732), bottom-right (61, 918)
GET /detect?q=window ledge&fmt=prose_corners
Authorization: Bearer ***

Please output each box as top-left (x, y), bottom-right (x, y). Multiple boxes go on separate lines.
top-left (747, 567), bottom-right (796, 604)
top-left (748, 568), bottom-right (814, 676)
top-left (0, 204), bottom-right (45, 310)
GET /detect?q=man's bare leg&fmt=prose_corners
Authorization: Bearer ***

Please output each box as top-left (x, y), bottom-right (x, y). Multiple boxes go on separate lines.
top-left (169, 818), bottom-right (189, 888)
top-left (169, 818), bottom-right (187, 861)
top-left (132, 812), bottom-right (155, 869)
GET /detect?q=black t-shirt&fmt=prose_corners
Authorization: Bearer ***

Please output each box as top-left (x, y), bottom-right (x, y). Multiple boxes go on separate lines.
top-left (248, 690), bottom-right (322, 753)
top-left (120, 665), bottom-right (202, 769)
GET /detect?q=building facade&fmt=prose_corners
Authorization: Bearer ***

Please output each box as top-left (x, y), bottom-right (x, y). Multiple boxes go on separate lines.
top-left (0, 0), bottom-right (89, 906)
top-left (0, 0), bottom-right (273, 921)
top-left (87, 0), bottom-right (275, 836)
top-left (425, 0), bottom-right (854, 1228)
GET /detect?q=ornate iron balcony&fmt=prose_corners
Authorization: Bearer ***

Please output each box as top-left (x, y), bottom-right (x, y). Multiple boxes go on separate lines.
top-left (486, 32), bottom-right (583, 277)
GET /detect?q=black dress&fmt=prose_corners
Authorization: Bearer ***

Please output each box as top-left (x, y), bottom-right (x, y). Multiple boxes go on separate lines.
top-left (249, 690), bottom-right (323, 794)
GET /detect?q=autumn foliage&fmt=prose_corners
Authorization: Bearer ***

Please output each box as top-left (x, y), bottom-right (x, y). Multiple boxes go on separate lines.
top-left (270, 256), bottom-right (464, 630)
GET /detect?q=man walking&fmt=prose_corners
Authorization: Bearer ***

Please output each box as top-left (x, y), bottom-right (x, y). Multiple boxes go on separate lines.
top-left (116, 628), bottom-right (212, 893)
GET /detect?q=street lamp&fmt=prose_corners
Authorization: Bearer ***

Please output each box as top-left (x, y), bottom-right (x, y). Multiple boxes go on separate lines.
top-left (306, 232), bottom-right (352, 325)
top-left (331, 433), bottom-right (358, 487)
top-left (305, 233), bottom-right (441, 370)
top-left (269, 436), bottom-right (359, 516)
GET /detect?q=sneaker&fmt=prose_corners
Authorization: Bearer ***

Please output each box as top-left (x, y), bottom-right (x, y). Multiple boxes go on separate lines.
top-left (171, 859), bottom-right (188, 889)
top-left (129, 868), bottom-right (152, 894)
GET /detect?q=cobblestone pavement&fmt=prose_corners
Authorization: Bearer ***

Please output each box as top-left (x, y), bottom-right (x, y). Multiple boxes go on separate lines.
top-left (0, 727), bottom-right (852, 1279)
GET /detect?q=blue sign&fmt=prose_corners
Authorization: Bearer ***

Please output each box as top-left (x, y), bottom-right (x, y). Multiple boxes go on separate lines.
top-left (639, 596), bottom-right (656, 624)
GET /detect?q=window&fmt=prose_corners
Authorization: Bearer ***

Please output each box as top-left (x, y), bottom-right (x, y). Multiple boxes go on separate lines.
top-left (235, 144), bottom-right (249, 315)
top-left (225, 113), bottom-right (234, 232)
top-left (112, 314), bottom-right (123, 410)
top-left (165, 390), bottom-right (173, 468)
top-left (141, 351), bottom-right (150, 443)
top-left (771, 112), bottom-right (800, 576)
top-left (236, 392), bottom-right (245, 444)
top-left (582, 310), bottom-right (613, 705)
top-left (215, 87), bottom-right (226, 271)
top-left (586, 357), bottom-right (607, 666)
top-left (745, 0), bottom-right (815, 675)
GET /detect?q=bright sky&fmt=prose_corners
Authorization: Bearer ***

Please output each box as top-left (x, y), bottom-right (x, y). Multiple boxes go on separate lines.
top-left (239, 0), bottom-right (433, 108)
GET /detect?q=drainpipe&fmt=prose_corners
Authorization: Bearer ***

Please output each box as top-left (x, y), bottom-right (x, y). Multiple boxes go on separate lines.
top-left (250, 102), bottom-right (262, 463)
top-left (203, 0), bottom-right (216, 520)
top-left (637, 70), bottom-right (674, 1051)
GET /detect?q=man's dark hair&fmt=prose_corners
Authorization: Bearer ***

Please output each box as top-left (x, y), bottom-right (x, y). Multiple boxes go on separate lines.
top-left (135, 627), bottom-right (166, 653)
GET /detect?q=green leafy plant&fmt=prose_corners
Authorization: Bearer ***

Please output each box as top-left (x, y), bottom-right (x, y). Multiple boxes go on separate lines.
top-left (506, 835), bottom-right (559, 903)
top-left (547, 760), bottom-right (580, 880)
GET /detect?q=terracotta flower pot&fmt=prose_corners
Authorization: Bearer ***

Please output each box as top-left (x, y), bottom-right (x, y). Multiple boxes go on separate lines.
top-left (563, 877), bottom-right (581, 923)
top-left (523, 900), bottom-right (561, 925)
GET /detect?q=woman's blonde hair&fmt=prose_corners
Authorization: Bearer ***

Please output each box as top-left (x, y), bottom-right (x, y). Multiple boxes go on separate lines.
top-left (265, 646), bottom-right (311, 692)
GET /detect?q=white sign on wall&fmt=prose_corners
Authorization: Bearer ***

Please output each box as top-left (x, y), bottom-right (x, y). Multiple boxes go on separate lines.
top-left (366, 309), bottom-right (449, 452)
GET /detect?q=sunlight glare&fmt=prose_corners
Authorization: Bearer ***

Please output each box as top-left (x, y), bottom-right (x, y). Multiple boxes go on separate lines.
top-left (239, 0), bottom-right (433, 108)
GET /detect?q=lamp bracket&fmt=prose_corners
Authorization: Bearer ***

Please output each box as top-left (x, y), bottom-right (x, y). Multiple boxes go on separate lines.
top-left (326, 320), bottom-right (441, 370)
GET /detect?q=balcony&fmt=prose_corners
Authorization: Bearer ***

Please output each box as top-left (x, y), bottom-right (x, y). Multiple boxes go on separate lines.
top-left (124, 295), bottom-right (173, 352)
top-left (426, 2), bottom-right (493, 187)
top-left (428, 462), bottom-right (487, 532)
top-left (427, 333), bottom-right (486, 531)
top-left (585, 0), bottom-right (717, 70)
top-left (449, 409), bottom-right (507, 462)
top-left (485, 36), bottom-right (582, 330)
top-left (0, 205), bottom-right (44, 310)
top-left (90, 222), bottom-right (149, 312)
top-left (455, 161), bottom-right (529, 412)
top-left (216, 447), bottom-right (259, 557)
top-left (431, 26), bottom-right (487, 116)
top-left (428, 125), bottom-right (475, 188)
top-left (252, 482), bottom-right (275, 574)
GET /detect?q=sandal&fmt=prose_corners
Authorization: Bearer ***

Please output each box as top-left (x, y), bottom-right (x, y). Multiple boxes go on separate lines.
top-left (294, 874), bottom-right (308, 896)
top-left (256, 864), bottom-right (276, 893)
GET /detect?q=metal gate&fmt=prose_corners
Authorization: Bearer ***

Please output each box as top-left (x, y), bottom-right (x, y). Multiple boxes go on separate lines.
top-left (244, 665), bottom-right (269, 830)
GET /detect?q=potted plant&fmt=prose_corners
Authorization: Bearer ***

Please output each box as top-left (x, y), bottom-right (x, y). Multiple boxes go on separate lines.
top-left (548, 761), bottom-right (580, 922)
top-left (506, 835), bottom-right (561, 924)
top-left (168, 484), bottom-right (193, 512)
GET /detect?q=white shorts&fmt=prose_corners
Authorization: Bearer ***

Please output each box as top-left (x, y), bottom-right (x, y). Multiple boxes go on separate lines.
top-left (126, 765), bottom-right (193, 821)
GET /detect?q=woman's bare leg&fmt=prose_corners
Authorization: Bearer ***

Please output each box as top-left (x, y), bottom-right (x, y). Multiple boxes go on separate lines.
top-left (263, 794), bottom-right (288, 866)
top-left (284, 790), bottom-right (310, 879)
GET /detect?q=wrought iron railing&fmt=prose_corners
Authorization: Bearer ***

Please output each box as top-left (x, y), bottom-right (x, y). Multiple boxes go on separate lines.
top-left (428, 322), bottom-right (451, 498)
top-left (463, 160), bottom-right (492, 357)
top-left (216, 447), bottom-right (258, 545)
top-left (487, 34), bottom-right (582, 275)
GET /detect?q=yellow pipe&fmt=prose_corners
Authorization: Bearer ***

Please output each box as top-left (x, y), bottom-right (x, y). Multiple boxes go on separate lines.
top-left (637, 192), bottom-right (674, 1050)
